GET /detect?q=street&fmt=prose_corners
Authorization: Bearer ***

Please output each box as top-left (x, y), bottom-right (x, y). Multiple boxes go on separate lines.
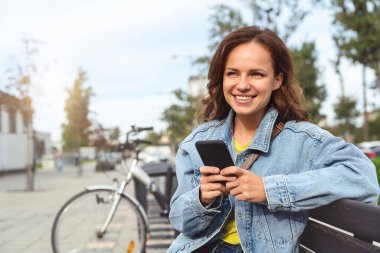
top-left (0, 162), bottom-right (174, 253)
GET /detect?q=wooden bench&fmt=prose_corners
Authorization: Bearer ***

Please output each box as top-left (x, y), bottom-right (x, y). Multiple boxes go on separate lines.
top-left (300, 199), bottom-right (380, 253)
top-left (138, 164), bottom-right (380, 252)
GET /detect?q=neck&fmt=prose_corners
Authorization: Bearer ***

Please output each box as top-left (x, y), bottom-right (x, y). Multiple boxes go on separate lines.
top-left (233, 116), bottom-right (259, 145)
top-left (233, 109), bottom-right (267, 145)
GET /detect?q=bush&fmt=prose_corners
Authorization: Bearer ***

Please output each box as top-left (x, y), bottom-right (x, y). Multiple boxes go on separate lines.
top-left (371, 158), bottom-right (380, 205)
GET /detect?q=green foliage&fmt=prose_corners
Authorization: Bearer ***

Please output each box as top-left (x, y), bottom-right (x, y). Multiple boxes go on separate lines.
top-left (371, 157), bottom-right (380, 205)
top-left (368, 108), bottom-right (380, 140)
top-left (5, 39), bottom-right (39, 99)
top-left (333, 95), bottom-right (359, 137)
top-left (194, 1), bottom-right (326, 118)
top-left (240, 0), bottom-right (312, 42)
top-left (62, 68), bottom-right (93, 150)
top-left (291, 42), bottom-right (326, 122)
top-left (108, 127), bottom-right (120, 142)
top-left (161, 89), bottom-right (201, 152)
top-left (332, 0), bottom-right (380, 69)
top-left (4, 39), bottom-right (41, 125)
top-left (194, 4), bottom-right (246, 74)
top-left (208, 4), bottom-right (247, 52)
top-left (146, 131), bottom-right (164, 146)
top-left (332, 0), bottom-right (380, 140)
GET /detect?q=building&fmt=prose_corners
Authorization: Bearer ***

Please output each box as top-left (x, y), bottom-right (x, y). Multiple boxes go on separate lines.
top-left (0, 91), bottom-right (33, 173)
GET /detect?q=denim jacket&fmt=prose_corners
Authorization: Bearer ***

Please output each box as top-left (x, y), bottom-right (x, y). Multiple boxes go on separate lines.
top-left (168, 106), bottom-right (380, 253)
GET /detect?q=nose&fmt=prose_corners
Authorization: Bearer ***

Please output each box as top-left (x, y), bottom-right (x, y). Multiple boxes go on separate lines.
top-left (236, 75), bottom-right (250, 91)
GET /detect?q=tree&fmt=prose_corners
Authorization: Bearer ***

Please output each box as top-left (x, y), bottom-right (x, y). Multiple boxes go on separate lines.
top-left (195, 1), bottom-right (326, 119)
top-left (161, 89), bottom-right (201, 152)
top-left (3, 38), bottom-right (41, 191)
top-left (62, 68), bottom-right (93, 176)
top-left (333, 96), bottom-right (359, 140)
top-left (368, 108), bottom-right (380, 140)
top-left (292, 42), bottom-right (327, 122)
top-left (146, 131), bottom-right (164, 146)
top-left (108, 127), bottom-right (120, 143)
top-left (330, 36), bottom-right (361, 140)
top-left (194, 4), bottom-right (247, 74)
top-left (331, 0), bottom-right (380, 140)
top-left (240, 1), bottom-right (326, 121)
top-left (240, 0), bottom-right (312, 42)
top-left (162, 1), bottom-right (326, 151)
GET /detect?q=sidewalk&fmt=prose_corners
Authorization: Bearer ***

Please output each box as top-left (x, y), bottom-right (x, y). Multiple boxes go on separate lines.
top-left (0, 162), bottom-right (173, 253)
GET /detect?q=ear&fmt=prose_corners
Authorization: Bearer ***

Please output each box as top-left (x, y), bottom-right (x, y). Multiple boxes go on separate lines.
top-left (273, 73), bottom-right (283, 90)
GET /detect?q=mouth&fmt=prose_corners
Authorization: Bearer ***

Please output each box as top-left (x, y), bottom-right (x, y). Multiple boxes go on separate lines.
top-left (234, 95), bottom-right (256, 102)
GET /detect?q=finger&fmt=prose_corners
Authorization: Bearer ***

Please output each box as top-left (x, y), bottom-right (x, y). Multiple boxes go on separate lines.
top-left (226, 181), bottom-right (241, 195)
top-left (234, 191), bottom-right (253, 201)
top-left (200, 184), bottom-right (227, 197)
top-left (201, 174), bottom-right (237, 184)
top-left (220, 166), bottom-right (245, 176)
top-left (225, 180), bottom-right (240, 191)
top-left (200, 166), bottom-right (220, 175)
top-left (200, 181), bottom-right (229, 191)
top-left (200, 190), bottom-right (225, 206)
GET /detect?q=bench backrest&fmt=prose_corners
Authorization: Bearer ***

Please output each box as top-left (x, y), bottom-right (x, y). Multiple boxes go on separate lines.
top-left (300, 199), bottom-right (380, 253)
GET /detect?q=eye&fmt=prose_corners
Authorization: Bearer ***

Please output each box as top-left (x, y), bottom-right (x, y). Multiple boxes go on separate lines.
top-left (225, 71), bottom-right (238, 77)
top-left (250, 72), bottom-right (265, 78)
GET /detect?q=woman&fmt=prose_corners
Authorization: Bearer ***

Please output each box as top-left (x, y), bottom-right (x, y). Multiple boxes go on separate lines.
top-left (168, 26), bottom-right (379, 253)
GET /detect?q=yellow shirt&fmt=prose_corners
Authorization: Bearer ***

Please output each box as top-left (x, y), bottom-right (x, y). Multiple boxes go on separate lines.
top-left (221, 138), bottom-right (250, 245)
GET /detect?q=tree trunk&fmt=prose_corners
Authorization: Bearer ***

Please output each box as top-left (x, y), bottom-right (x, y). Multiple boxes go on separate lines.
top-left (26, 126), bottom-right (34, 191)
top-left (76, 135), bottom-right (83, 177)
top-left (362, 65), bottom-right (369, 141)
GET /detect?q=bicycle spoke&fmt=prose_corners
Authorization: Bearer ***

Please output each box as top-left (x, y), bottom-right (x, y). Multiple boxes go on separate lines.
top-left (52, 189), bottom-right (147, 253)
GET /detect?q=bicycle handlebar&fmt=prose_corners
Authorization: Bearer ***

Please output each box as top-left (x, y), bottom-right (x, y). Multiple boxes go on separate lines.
top-left (134, 139), bottom-right (152, 146)
top-left (136, 126), bottom-right (154, 132)
top-left (112, 125), bottom-right (155, 153)
top-left (129, 125), bottom-right (154, 135)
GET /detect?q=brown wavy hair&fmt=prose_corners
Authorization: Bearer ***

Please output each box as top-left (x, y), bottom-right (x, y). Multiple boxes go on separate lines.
top-left (200, 26), bottom-right (308, 123)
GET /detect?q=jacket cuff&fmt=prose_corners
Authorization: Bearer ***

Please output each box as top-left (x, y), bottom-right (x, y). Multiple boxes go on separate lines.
top-left (193, 186), bottom-right (222, 214)
top-left (263, 175), bottom-right (291, 211)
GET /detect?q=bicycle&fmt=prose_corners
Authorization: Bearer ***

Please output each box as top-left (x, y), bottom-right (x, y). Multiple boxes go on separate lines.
top-left (51, 126), bottom-right (171, 253)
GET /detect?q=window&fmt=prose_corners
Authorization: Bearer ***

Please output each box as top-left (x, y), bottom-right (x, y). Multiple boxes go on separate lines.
top-left (8, 107), bottom-right (16, 133)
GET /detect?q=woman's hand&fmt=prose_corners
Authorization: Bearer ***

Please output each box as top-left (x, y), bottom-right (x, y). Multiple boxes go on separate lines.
top-left (199, 166), bottom-right (236, 207)
top-left (221, 166), bottom-right (267, 203)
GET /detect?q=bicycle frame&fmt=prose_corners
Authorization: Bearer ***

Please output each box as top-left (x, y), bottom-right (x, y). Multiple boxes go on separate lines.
top-left (86, 184), bottom-right (150, 239)
top-left (92, 151), bottom-right (168, 238)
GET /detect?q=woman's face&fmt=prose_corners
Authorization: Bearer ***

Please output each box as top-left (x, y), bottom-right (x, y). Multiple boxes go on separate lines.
top-left (223, 41), bottom-right (283, 122)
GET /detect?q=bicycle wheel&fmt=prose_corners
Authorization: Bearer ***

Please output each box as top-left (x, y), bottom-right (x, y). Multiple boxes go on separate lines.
top-left (51, 188), bottom-right (148, 253)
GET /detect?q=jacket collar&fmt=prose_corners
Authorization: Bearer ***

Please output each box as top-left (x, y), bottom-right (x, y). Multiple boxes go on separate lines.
top-left (222, 105), bottom-right (279, 153)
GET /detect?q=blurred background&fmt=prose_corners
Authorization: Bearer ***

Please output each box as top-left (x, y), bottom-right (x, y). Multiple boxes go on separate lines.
top-left (0, 1), bottom-right (379, 252)
top-left (1, 0), bottom-right (380, 184)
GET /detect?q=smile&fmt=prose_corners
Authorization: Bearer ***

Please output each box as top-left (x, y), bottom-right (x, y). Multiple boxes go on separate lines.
top-left (234, 95), bottom-right (255, 101)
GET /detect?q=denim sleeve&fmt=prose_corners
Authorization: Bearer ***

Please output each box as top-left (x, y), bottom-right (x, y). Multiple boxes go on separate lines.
top-left (263, 135), bottom-right (380, 212)
top-left (169, 147), bottom-right (222, 236)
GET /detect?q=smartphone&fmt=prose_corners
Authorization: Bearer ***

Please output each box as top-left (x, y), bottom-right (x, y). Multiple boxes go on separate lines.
top-left (195, 140), bottom-right (234, 169)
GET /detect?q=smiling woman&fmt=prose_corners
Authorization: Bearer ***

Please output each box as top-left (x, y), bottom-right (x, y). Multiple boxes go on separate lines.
top-left (167, 26), bottom-right (379, 253)
top-left (222, 41), bottom-right (283, 137)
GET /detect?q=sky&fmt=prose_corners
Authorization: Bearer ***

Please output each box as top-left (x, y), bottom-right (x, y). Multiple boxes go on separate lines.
top-left (0, 0), bottom-right (378, 142)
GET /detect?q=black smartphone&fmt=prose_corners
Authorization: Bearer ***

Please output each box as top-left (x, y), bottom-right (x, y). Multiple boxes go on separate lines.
top-left (195, 140), bottom-right (234, 169)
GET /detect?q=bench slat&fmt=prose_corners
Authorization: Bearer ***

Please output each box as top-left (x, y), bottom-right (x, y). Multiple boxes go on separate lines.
top-left (308, 199), bottom-right (380, 243)
top-left (301, 220), bottom-right (380, 253)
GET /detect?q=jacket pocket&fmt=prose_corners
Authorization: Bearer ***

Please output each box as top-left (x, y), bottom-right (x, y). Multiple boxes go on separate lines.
top-left (260, 207), bottom-right (306, 245)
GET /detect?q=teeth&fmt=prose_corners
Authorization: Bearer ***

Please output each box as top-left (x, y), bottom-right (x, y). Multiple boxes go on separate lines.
top-left (235, 96), bottom-right (252, 100)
